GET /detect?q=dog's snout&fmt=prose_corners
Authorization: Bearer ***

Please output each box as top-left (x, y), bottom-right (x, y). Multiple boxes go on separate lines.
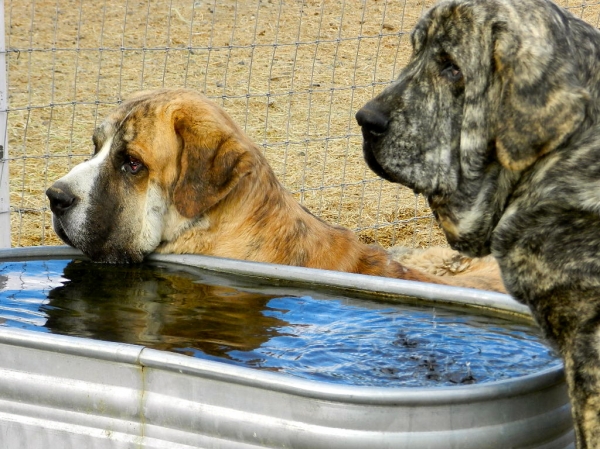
top-left (46, 183), bottom-right (77, 217)
top-left (355, 104), bottom-right (390, 135)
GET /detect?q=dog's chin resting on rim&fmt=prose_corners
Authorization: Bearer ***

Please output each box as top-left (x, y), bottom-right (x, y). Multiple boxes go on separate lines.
top-left (356, 0), bottom-right (600, 446)
top-left (45, 88), bottom-right (504, 292)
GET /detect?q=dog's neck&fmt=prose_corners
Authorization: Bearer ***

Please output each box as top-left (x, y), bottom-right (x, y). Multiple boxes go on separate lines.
top-left (162, 151), bottom-right (356, 265)
top-left (157, 148), bottom-right (419, 277)
top-left (156, 147), bottom-right (488, 286)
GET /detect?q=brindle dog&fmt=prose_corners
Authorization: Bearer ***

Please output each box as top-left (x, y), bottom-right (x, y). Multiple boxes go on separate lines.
top-left (356, 0), bottom-right (600, 447)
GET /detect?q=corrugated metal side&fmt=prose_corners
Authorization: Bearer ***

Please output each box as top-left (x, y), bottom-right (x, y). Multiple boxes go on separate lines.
top-left (0, 247), bottom-right (576, 448)
top-left (0, 329), bottom-right (266, 449)
top-left (0, 325), bottom-right (574, 448)
top-left (140, 348), bottom-right (575, 449)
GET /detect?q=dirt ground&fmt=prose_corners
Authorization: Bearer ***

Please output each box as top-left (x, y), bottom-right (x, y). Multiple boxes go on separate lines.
top-left (5, 0), bottom-right (599, 249)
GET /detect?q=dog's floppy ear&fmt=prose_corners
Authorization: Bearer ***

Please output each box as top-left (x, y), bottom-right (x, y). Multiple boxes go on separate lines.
top-left (171, 108), bottom-right (254, 218)
top-left (492, 12), bottom-right (588, 171)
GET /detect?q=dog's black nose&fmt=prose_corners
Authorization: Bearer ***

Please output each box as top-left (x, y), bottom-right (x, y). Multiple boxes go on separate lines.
top-left (355, 104), bottom-right (390, 135)
top-left (46, 183), bottom-right (77, 217)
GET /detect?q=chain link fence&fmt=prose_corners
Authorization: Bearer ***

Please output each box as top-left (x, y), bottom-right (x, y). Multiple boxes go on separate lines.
top-left (2, 0), bottom-right (598, 249)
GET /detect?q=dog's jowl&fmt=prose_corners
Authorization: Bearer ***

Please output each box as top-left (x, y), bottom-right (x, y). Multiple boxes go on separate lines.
top-left (357, 0), bottom-right (600, 447)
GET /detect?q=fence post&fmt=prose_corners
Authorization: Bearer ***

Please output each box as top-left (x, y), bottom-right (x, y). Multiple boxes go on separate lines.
top-left (0, 0), bottom-right (9, 248)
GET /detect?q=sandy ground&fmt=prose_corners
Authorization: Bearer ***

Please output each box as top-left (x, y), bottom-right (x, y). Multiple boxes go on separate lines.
top-left (4, 0), bottom-right (599, 249)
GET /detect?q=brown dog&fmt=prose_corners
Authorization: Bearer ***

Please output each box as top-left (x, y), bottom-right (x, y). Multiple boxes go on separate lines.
top-left (390, 245), bottom-right (505, 293)
top-left (357, 0), bottom-right (600, 446)
top-left (46, 88), bottom-right (503, 292)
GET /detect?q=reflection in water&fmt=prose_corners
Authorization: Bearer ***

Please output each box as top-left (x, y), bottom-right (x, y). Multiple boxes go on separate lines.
top-left (45, 260), bottom-right (285, 359)
top-left (0, 258), bottom-right (562, 387)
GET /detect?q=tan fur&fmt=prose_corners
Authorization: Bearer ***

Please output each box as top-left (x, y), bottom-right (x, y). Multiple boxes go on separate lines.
top-left (47, 88), bottom-right (504, 292)
top-left (390, 246), bottom-right (505, 294)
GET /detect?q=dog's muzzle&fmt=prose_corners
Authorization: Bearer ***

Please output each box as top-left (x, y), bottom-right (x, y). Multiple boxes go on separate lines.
top-left (46, 182), bottom-right (78, 217)
top-left (355, 102), bottom-right (397, 182)
top-left (355, 104), bottom-right (390, 136)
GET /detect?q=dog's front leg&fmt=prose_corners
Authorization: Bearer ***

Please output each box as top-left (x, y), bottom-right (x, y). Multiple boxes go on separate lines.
top-left (565, 328), bottom-right (600, 449)
top-left (530, 288), bottom-right (600, 449)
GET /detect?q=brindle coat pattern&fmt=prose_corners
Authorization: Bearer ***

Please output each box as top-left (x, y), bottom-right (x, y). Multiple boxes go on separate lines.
top-left (46, 88), bottom-right (503, 291)
top-left (356, 0), bottom-right (600, 446)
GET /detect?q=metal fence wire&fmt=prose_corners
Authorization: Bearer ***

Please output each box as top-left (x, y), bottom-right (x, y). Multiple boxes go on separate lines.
top-left (3, 0), bottom-right (599, 249)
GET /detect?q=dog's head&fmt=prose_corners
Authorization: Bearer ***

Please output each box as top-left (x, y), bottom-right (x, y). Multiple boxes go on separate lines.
top-left (356, 0), bottom-right (589, 256)
top-left (46, 88), bottom-right (255, 263)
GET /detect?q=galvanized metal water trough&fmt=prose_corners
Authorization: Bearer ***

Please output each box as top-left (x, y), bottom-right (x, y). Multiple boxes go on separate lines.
top-left (0, 246), bottom-right (575, 448)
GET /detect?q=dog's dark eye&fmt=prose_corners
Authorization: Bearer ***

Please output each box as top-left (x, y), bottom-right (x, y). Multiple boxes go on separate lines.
top-left (122, 156), bottom-right (145, 175)
top-left (441, 62), bottom-right (462, 82)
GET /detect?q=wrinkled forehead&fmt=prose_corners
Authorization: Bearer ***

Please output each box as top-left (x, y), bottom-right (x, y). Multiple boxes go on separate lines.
top-left (410, 0), bottom-right (483, 54)
top-left (411, 1), bottom-right (453, 50)
top-left (92, 99), bottom-right (158, 148)
top-left (92, 118), bottom-right (115, 151)
top-left (410, 13), bottom-right (432, 53)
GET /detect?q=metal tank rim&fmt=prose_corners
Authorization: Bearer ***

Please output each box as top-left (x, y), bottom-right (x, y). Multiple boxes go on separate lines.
top-left (0, 245), bottom-right (565, 406)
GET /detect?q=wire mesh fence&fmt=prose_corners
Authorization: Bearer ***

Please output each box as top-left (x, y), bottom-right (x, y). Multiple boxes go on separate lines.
top-left (3, 0), bottom-right (599, 250)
